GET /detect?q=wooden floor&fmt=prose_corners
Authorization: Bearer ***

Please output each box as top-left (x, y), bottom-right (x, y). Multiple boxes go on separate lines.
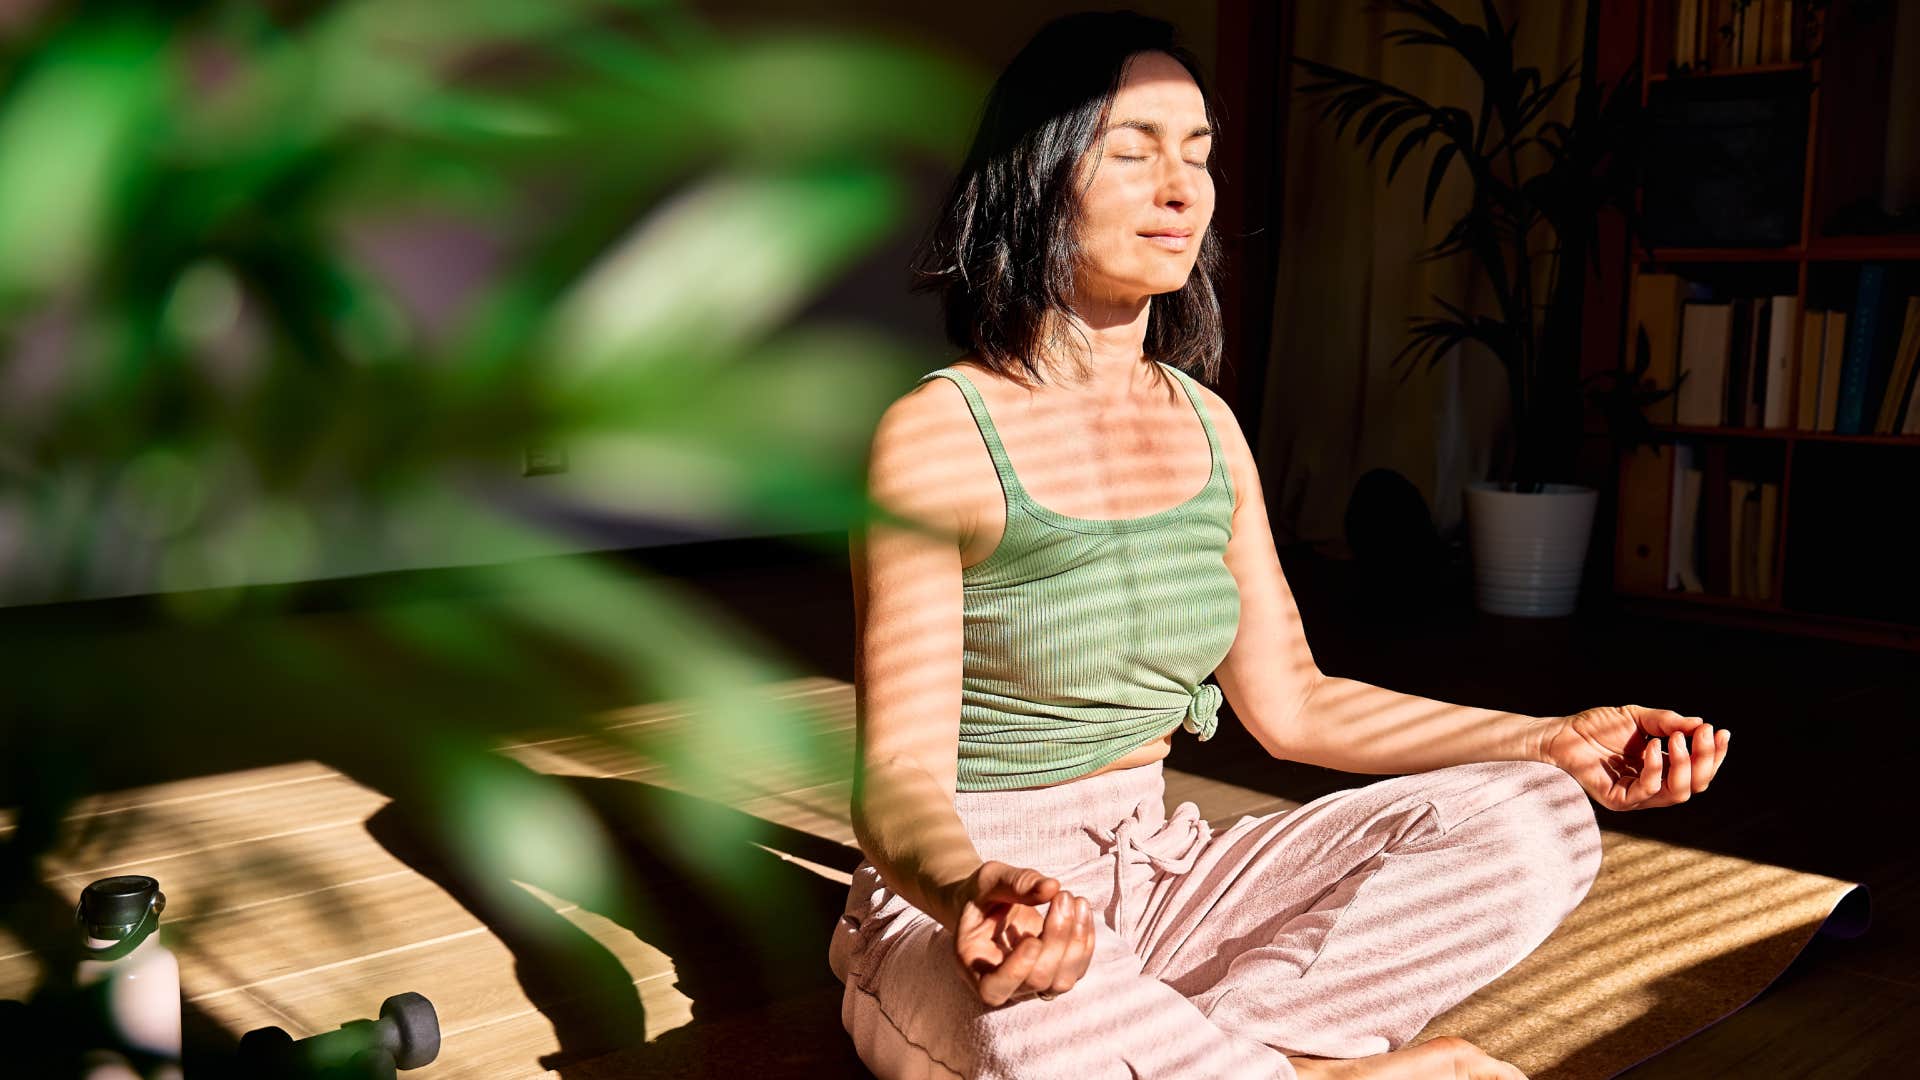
top-left (0, 678), bottom-right (1304, 1078)
top-left (2, 535), bottom-right (1915, 1077)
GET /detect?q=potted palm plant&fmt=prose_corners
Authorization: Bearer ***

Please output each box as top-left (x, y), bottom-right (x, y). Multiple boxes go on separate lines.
top-left (1295, 0), bottom-right (1670, 617)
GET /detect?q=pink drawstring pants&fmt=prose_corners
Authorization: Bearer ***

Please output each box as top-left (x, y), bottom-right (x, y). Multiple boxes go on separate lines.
top-left (827, 759), bottom-right (1602, 1079)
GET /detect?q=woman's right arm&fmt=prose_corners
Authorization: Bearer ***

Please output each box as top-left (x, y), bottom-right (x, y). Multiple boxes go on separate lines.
top-left (847, 382), bottom-right (983, 929)
top-left (849, 379), bottom-right (1097, 1006)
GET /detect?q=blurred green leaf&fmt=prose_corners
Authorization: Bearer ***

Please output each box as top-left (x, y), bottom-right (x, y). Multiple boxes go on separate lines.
top-left (0, 0), bottom-right (984, 1031)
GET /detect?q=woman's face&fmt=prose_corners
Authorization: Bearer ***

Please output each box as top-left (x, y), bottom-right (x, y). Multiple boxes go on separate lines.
top-left (1072, 50), bottom-right (1215, 309)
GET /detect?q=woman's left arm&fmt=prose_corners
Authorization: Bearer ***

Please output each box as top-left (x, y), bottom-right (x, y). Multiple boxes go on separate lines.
top-left (1200, 386), bottom-right (1728, 806)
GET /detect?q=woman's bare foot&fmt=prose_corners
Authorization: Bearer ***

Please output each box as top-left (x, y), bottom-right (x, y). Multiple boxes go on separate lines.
top-left (1286, 1035), bottom-right (1527, 1080)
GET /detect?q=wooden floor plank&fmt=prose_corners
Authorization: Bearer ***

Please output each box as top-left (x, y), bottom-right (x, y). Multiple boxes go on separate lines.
top-left (46, 774), bottom-right (389, 879)
top-left (734, 779), bottom-right (857, 848)
top-left (0, 945), bottom-right (41, 1002)
top-left (1164, 769), bottom-right (1302, 827)
top-left (168, 873), bottom-right (485, 996)
top-left (204, 928), bottom-right (525, 1040)
top-left (503, 708), bottom-right (855, 803)
top-left (48, 819), bottom-right (411, 923)
top-left (59, 762), bottom-right (341, 822)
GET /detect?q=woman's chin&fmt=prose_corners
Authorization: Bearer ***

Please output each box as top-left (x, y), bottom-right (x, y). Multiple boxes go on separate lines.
top-left (1077, 273), bottom-right (1195, 309)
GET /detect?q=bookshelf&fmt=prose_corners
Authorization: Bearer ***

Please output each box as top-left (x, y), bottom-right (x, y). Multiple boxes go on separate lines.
top-left (1608, 0), bottom-right (1920, 652)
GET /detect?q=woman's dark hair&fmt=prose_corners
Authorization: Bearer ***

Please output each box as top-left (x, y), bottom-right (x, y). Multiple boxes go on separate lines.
top-left (911, 10), bottom-right (1225, 386)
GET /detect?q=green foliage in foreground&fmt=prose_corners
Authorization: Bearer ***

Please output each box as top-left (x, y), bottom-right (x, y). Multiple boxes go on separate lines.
top-left (0, 0), bottom-right (983, 1022)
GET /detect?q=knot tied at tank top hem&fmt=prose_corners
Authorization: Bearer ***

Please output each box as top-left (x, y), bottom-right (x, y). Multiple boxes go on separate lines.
top-left (1183, 682), bottom-right (1222, 741)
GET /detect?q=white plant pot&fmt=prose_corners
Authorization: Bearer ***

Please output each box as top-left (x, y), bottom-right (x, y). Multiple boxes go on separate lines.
top-left (1463, 481), bottom-right (1600, 618)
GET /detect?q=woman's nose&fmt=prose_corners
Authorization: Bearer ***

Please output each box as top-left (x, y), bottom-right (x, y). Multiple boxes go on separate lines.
top-left (1158, 159), bottom-right (1204, 209)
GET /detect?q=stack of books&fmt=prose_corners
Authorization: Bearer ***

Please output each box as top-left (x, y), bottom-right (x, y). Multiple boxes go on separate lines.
top-left (1671, 0), bottom-right (1814, 71)
top-left (1661, 444), bottom-right (1779, 602)
top-left (1627, 268), bottom-right (1920, 436)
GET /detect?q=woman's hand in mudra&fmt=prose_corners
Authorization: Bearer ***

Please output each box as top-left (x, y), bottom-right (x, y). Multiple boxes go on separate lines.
top-left (1542, 704), bottom-right (1730, 811)
top-left (947, 861), bottom-right (1095, 1007)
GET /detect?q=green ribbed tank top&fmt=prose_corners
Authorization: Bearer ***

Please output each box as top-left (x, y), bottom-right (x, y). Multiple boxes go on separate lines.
top-left (919, 361), bottom-right (1242, 792)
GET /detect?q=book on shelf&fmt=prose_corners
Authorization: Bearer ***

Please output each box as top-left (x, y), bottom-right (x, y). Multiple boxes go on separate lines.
top-left (1676, 300), bottom-right (1732, 426)
top-left (1725, 297), bottom-right (1754, 427)
top-left (1616, 442), bottom-right (1672, 593)
top-left (1670, 290), bottom-right (1798, 429)
top-left (1709, 0), bottom-right (1735, 68)
top-left (1874, 296), bottom-right (1920, 434)
top-left (1800, 0), bottom-right (1828, 58)
top-left (1768, 0), bottom-right (1794, 63)
top-left (1833, 264), bottom-right (1880, 434)
top-left (1796, 308), bottom-right (1825, 430)
top-left (1763, 296), bottom-right (1796, 428)
top-left (1741, 480), bottom-right (1774, 601)
top-left (1657, 450), bottom-right (1778, 603)
top-left (1905, 309), bottom-right (1920, 434)
top-left (1728, 477), bottom-right (1751, 598)
top-left (1818, 310), bottom-right (1848, 430)
top-left (1676, 0), bottom-right (1800, 70)
top-left (1628, 272), bottom-right (1689, 425)
top-left (1699, 444), bottom-right (1732, 595)
top-left (1667, 442), bottom-right (1705, 593)
top-left (1728, 476), bottom-right (1766, 595)
top-left (1834, 263), bottom-right (1920, 435)
top-left (1756, 480), bottom-right (1778, 600)
top-left (1676, 0), bottom-right (1699, 70)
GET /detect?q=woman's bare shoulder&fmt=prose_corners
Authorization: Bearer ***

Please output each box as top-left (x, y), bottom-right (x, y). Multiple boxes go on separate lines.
top-left (867, 362), bottom-right (996, 537)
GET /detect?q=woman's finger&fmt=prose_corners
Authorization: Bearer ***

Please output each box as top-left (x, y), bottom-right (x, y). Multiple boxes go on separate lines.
top-left (979, 935), bottom-right (1043, 1006)
top-left (1665, 730), bottom-right (1692, 803)
top-left (954, 914), bottom-right (1008, 979)
top-left (1624, 734), bottom-right (1663, 807)
top-left (1055, 897), bottom-right (1095, 991)
top-left (954, 922), bottom-right (992, 982)
top-left (1024, 892), bottom-right (1077, 994)
top-left (984, 866), bottom-right (1058, 908)
top-left (1631, 705), bottom-right (1692, 738)
top-left (1690, 723), bottom-right (1717, 790)
top-left (953, 905), bottom-right (988, 965)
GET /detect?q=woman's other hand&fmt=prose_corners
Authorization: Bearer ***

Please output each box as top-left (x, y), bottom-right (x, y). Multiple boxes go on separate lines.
top-left (943, 861), bottom-right (1096, 1007)
top-left (1542, 704), bottom-right (1730, 811)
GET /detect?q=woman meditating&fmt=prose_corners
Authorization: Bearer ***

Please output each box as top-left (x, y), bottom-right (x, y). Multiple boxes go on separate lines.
top-left (829, 12), bottom-right (1730, 1079)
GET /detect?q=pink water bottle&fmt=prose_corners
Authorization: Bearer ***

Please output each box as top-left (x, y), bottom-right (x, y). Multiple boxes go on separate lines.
top-left (74, 875), bottom-right (182, 1080)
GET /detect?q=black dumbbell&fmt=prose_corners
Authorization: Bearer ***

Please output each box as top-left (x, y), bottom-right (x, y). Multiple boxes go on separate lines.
top-left (237, 992), bottom-right (439, 1079)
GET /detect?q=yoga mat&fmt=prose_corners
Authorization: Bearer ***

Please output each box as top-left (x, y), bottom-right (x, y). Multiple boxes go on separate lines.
top-left (550, 678), bottom-right (1872, 1079)
top-left (1413, 830), bottom-right (1870, 1079)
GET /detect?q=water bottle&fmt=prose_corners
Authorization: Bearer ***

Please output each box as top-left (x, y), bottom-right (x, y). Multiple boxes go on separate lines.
top-left (73, 875), bottom-right (182, 1080)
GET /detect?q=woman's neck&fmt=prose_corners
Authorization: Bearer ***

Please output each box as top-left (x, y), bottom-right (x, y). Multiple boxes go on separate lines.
top-left (1037, 296), bottom-right (1160, 408)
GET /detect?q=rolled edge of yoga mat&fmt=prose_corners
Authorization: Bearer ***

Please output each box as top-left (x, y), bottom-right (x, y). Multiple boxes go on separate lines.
top-left (1816, 882), bottom-right (1872, 940)
top-left (1599, 878), bottom-right (1872, 1080)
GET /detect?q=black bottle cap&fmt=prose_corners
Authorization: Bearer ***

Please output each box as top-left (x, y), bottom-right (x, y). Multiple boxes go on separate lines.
top-left (79, 876), bottom-right (164, 940)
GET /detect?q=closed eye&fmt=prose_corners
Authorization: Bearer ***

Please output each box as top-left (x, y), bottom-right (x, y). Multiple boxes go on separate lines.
top-left (1115, 155), bottom-right (1211, 170)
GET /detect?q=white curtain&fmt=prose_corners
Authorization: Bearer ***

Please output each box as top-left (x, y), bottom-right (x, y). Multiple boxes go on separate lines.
top-left (1258, 0), bottom-right (1585, 548)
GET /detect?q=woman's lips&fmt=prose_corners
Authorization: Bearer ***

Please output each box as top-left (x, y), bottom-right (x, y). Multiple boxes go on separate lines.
top-left (1140, 233), bottom-right (1191, 251)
